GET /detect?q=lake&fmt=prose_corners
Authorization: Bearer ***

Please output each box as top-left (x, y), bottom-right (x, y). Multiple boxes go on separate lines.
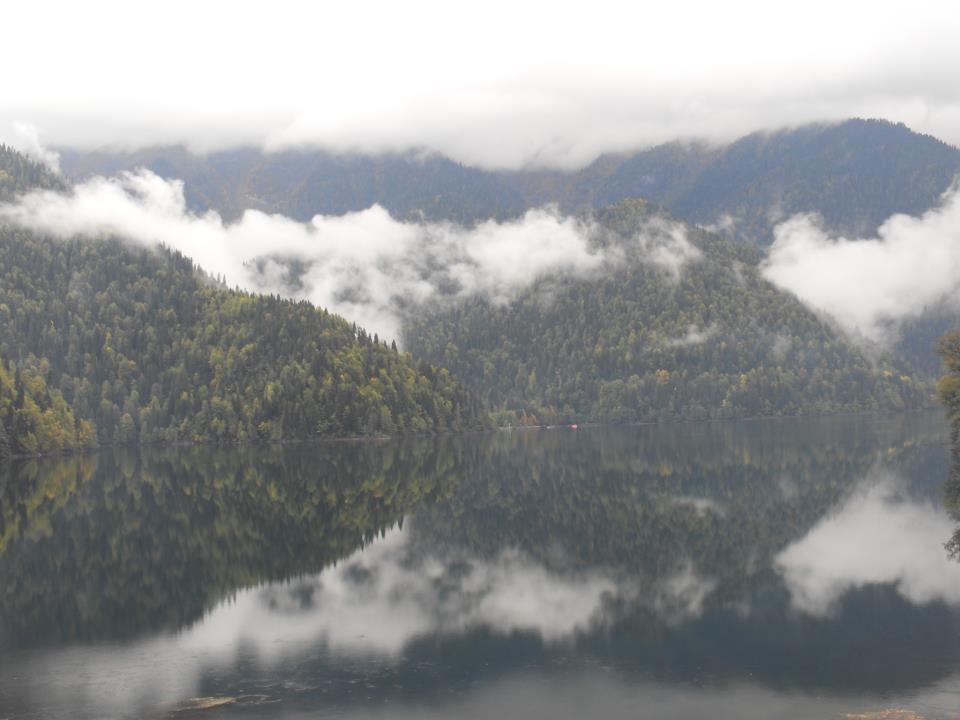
top-left (1, 412), bottom-right (959, 719)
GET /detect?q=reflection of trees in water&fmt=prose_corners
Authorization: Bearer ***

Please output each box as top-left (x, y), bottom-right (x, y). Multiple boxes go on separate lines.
top-left (411, 415), bottom-right (945, 606)
top-left (938, 332), bottom-right (960, 558)
top-left (944, 436), bottom-right (960, 559)
top-left (0, 438), bottom-right (468, 644)
top-left (0, 413), bottom-right (945, 646)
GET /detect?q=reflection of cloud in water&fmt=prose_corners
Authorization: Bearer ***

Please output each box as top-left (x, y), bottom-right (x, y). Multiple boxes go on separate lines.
top-left (654, 561), bottom-right (718, 625)
top-left (188, 526), bottom-right (618, 658)
top-left (776, 474), bottom-right (960, 617)
top-left (20, 526), bottom-right (721, 718)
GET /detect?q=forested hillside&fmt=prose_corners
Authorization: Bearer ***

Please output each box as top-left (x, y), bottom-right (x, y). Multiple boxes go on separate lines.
top-left (578, 119), bottom-right (960, 243)
top-left (2, 136), bottom-right (948, 456)
top-left (403, 200), bottom-right (930, 424)
top-left (0, 149), bottom-right (489, 457)
top-left (0, 143), bottom-right (65, 199)
top-left (61, 119), bottom-right (960, 242)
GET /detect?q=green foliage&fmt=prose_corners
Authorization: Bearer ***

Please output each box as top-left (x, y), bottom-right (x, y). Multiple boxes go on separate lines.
top-left (0, 148), bottom-right (489, 454)
top-left (0, 232), bottom-right (489, 449)
top-left (0, 144), bottom-right (65, 201)
top-left (405, 201), bottom-right (931, 424)
top-left (0, 358), bottom-right (87, 456)
top-left (937, 330), bottom-right (960, 560)
top-left (0, 416), bottom-right (9, 463)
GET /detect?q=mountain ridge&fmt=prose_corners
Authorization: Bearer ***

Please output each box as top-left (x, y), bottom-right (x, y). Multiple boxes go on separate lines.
top-left (0, 146), bottom-right (490, 457)
top-left (59, 118), bottom-right (960, 243)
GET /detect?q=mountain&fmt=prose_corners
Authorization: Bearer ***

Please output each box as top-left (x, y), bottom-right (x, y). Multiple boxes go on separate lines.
top-left (3, 132), bottom-right (951, 453)
top-left (0, 143), bottom-right (65, 199)
top-left (0, 147), bottom-right (489, 456)
top-left (59, 145), bottom-right (531, 224)
top-left (401, 199), bottom-right (931, 424)
top-left (577, 119), bottom-right (960, 243)
top-left (60, 119), bottom-right (960, 242)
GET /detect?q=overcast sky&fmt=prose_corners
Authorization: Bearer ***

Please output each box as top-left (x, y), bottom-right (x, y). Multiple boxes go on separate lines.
top-left (4, 0), bottom-right (960, 169)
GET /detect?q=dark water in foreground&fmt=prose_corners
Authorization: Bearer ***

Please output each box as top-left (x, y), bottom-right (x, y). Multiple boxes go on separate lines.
top-left (1, 413), bottom-right (959, 720)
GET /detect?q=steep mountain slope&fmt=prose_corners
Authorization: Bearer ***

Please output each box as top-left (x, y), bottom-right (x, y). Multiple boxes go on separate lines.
top-left (0, 148), bottom-right (489, 456)
top-left (0, 143), bottom-right (65, 199)
top-left (60, 146), bottom-right (530, 224)
top-left (60, 119), bottom-right (960, 242)
top-left (402, 200), bottom-right (930, 424)
top-left (604, 119), bottom-right (960, 243)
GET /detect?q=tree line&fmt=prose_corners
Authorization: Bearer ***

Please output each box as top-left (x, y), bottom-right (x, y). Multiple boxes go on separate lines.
top-left (404, 200), bottom-right (932, 425)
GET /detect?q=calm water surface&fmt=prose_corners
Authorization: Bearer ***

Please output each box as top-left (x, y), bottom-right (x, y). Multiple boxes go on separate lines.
top-left (1, 413), bottom-right (959, 719)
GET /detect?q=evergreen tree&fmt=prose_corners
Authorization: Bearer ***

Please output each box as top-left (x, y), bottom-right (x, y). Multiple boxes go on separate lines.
top-left (0, 417), bottom-right (9, 463)
top-left (0, 146), bottom-right (491, 455)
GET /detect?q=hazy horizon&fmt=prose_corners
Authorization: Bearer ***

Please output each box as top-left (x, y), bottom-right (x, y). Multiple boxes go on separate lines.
top-left (5, 0), bottom-right (960, 170)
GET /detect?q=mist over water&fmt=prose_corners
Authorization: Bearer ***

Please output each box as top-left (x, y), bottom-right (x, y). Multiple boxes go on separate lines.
top-left (1, 413), bottom-right (958, 719)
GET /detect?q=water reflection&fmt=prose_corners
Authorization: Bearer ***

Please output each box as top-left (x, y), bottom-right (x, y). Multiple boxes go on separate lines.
top-left (777, 472), bottom-right (960, 616)
top-left (0, 413), bottom-right (958, 719)
top-left (0, 439), bottom-right (465, 644)
top-left (944, 436), bottom-right (960, 560)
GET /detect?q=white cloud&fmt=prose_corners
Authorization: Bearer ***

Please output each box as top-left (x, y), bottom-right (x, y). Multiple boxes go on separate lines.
top-left (665, 324), bottom-right (716, 348)
top-left (670, 495), bottom-right (725, 517)
top-left (18, 525), bottom-right (620, 718)
top-left (653, 561), bottom-right (718, 625)
top-left (5, 122), bottom-right (60, 173)
top-left (775, 473), bottom-right (960, 617)
top-left (195, 526), bottom-right (618, 659)
top-left (761, 186), bottom-right (960, 344)
top-left (2, 1), bottom-right (960, 168)
top-left (0, 170), bottom-right (698, 341)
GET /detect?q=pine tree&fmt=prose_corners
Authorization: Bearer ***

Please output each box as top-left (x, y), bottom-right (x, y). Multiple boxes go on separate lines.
top-left (0, 419), bottom-right (9, 462)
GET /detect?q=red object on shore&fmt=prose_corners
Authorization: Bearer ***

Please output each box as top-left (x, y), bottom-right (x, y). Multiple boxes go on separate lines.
top-left (570, 424), bottom-right (578, 429)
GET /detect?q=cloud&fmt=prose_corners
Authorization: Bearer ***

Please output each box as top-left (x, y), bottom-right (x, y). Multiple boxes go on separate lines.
top-left (652, 561), bottom-right (718, 625)
top-left (0, 170), bottom-right (698, 341)
top-left (4, 2), bottom-right (960, 168)
top-left (193, 526), bottom-right (618, 659)
top-left (631, 217), bottom-right (702, 280)
top-left (12, 525), bottom-right (621, 718)
top-left (769, 334), bottom-right (792, 362)
top-left (699, 214), bottom-right (738, 238)
top-left (8, 520), bottom-right (733, 720)
top-left (665, 324), bottom-right (716, 348)
top-left (670, 495), bottom-right (726, 517)
top-left (4, 122), bottom-right (60, 173)
top-left (775, 473), bottom-right (960, 617)
top-left (761, 186), bottom-right (960, 344)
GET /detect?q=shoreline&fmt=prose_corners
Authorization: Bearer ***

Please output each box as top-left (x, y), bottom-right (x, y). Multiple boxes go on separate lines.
top-left (3, 405), bottom-right (947, 463)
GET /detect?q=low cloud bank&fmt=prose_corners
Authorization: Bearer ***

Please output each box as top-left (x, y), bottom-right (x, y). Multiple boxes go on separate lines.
top-left (0, 169), bottom-right (699, 341)
top-left (762, 185), bottom-right (960, 344)
top-left (5, 2), bottom-right (960, 169)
